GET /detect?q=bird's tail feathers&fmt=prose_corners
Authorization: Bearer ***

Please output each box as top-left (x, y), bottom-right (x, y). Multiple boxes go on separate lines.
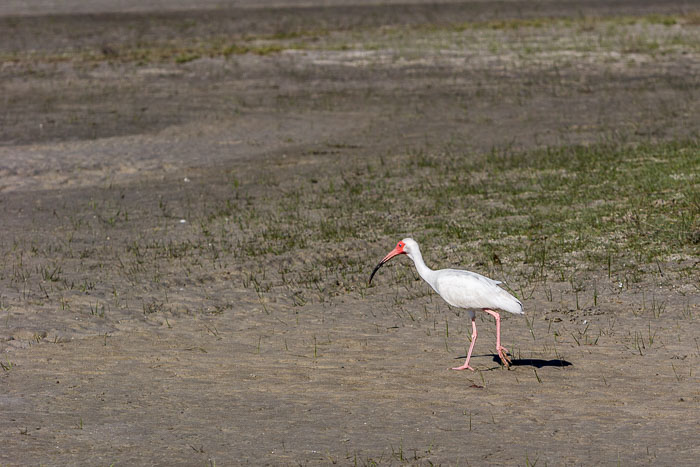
top-left (496, 290), bottom-right (524, 315)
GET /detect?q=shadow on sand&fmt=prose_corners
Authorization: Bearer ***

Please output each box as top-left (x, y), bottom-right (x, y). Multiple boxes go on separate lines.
top-left (494, 355), bottom-right (573, 368)
top-left (453, 355), bottom-right (573, 370)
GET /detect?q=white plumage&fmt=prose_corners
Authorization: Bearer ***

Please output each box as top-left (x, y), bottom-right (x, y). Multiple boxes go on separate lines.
top-left (433, 269), bottom-right (523, 316)
top-left (369, 238), bottom-right (523, 370)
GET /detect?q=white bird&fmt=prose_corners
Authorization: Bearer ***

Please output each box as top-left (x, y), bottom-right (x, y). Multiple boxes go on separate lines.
top-left (369, 238), bottom-right (523, 371)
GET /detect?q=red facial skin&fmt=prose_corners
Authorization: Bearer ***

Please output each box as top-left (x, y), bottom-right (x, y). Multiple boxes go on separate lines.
top-left (369, 241), bottom-right (406, 284)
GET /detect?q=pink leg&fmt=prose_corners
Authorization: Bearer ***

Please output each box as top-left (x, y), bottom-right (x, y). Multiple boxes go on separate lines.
top-left (482, 308), bottom-right (511, 366)
top-left (451, 316), bottom-right (477, 371)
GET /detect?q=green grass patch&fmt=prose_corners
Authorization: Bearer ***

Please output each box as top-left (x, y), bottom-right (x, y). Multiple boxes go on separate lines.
top-left (209, 140), bottom-right (698, 283)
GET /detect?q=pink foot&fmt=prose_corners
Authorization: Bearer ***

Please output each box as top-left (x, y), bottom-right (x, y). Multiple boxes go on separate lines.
top-left (451, 364), bottom-right (475, 371)
top-left (497, 345), bottom-right (512, 367)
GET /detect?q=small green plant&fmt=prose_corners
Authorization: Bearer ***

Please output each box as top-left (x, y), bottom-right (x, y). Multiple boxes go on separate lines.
top-left (175, 53), bottom-right (200, 63)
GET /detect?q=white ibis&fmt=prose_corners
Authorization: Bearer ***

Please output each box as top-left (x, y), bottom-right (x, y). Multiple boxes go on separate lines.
top-left (369, 238), bottom-right (523, 371)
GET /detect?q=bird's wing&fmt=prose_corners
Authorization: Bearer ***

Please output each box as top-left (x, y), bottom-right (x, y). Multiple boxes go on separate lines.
top-left (442, 268), bottom-right (502, 286)
top-left (434, 269), bottom-right (523, 314)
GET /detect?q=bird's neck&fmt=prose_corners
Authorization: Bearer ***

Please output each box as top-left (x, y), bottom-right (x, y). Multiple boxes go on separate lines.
top-left (409, 249), bottom-right (437, 289)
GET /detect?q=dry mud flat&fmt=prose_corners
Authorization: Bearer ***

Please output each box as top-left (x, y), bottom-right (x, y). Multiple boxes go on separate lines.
top-left (1, 1), bottom-right (699, 465)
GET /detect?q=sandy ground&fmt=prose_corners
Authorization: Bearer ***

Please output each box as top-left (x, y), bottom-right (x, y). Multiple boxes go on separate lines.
top-left (1, 1), bottom-right (699, 465)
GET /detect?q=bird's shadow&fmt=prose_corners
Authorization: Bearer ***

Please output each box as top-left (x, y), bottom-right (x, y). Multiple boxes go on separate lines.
top-left (454, 354), bottom-right (572, 369)
top-left (492, 354), bottom-right (572, 368)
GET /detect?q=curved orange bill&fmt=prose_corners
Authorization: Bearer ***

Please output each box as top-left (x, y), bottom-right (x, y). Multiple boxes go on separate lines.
top-left (368, 245), bottom-right (405, 284)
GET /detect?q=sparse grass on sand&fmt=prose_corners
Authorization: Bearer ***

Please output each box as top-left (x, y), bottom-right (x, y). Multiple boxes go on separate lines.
top-left (1, 4), bottom-right (698, 465)
top-left (3, 12), bottom-right (699, 65)
top-left (201, 140), bottom-right (699, 295)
